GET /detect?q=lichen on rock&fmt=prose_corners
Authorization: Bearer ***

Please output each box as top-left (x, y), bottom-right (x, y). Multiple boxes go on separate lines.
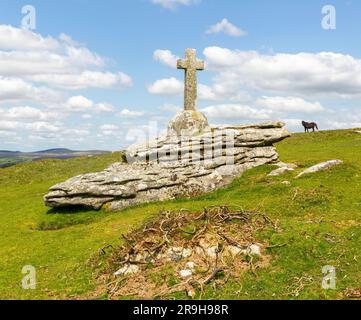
top-left (167, 110), bottom-right (210, 137)
top-left (44, 121), bottom-right (290, 211)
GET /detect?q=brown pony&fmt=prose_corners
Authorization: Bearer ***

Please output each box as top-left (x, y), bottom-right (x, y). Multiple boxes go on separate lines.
top-left (302, 121), bottom-right (319, 133)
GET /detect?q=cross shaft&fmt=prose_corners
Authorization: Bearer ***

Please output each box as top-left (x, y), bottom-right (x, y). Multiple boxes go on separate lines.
top-left (177, 48), bottom-right (204, 112)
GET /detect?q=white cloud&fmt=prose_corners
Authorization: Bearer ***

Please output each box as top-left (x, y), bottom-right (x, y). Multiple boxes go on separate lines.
top-left (283, 118), bottom-right (304, 131)
top-left (65, 96), bottom-right (117, 114)
top-left (63, 128), bottom-right (90, 136)
top-left (99, 124), bottom-right (120, 136)
top-left (0, 24), bottom-right (136, 150)
top-left (94, 103), bottom-right (116, 113)
top-left (0, 25), bottom-right (59, 51)
top-left (0, 25), bottom-right (132, 91)
top-left (0, 106), bottom-right (59, 121)
top-left (59, 33), bottom-right (80, 46)
top-left (153, 49), bottom-right (179, 68)
top-left (198, 84), bottom-right (218, 101)
top-left (0, 130), bottom-right (17, 138)
top-left (0, 120), bottom-right (60, 132)
top-left (27, 71), bottom-right (132, 90)
top-left (26, 121), bottom-right (60, 132)
top-left (0, 120), bottom-right (22, 131)
top-left (0, 77), bottom-right (62, 105)
top-left (118, 109), bottom-right (145, 118)
top-left (152, 0), bottom-right (200, 10)
top-left (66, 96), bottom-right (93, 112)
top-left (201, 104), bottom-right (271, 120)
top-left (100, 124), bottom-right (119, 131)
top-left (203, 47), bottom-right (361, 98)
top-left (198, 84), bottom-right (251, 102)
top-left (0, 44), bottom-right (104, 80)
top-left (257, 96), bottom-right (325, 113)
top-left (148, 77), bottom-right (183, 95)
top-left (206, 19), bottom-right (247, 37)
top-left (82, 114), bottom-right (93, 120)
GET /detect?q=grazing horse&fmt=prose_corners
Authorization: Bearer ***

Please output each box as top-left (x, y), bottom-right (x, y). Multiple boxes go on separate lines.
top-left (302, 121), bottom-right (319, 133)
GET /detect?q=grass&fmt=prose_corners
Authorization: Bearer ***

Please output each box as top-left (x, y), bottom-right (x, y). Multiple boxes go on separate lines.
top-left (0, 157), bottom-right (31, 168)
top-left (0, 130), bottom-right (360, 300)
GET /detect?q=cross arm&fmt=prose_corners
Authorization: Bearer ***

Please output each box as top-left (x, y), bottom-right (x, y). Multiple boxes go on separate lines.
top-left (177, 59), bottom-right (187, 70)
top-left (196, 60), bottom-right (205, 71)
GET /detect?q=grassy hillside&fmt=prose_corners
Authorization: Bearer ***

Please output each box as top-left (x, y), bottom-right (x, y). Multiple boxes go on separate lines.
top-left (0, 149), bottom-right (110, 169)
top-left (0, 157), bottom-right (31, 168)
top-left (0, 130), bottom-right (360, 300)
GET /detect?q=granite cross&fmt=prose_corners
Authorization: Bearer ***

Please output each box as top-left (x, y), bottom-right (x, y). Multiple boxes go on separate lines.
top-left (177, 48), bottom-right (204, 112)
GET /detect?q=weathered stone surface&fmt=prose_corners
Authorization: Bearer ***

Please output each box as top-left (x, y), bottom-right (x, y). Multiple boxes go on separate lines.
top-left (268, 167), bottom-right (294, 176)
top-left (296, 160), bottom-right (343, 178)
top-left (274, 162), bottom-right (298, 169)
top-left (127, 122), bottom-right (290, 165)
top-left (167, 110), bottom-right (210, 136)
top-left (245, 244), bottom-right (262, 256)
top-left (114, 264), bottom-right (140, 276)
top-left (44, 122), bottom-right (290, 211)
top-left (177, 48), bottom-right (204, 112)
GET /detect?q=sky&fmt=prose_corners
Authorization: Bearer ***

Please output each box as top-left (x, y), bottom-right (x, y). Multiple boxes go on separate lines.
top-left (0, 0), bottom-right (361, 151)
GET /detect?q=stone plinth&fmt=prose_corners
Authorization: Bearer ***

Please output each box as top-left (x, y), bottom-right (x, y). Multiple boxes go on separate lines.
top-left (167, 110), bottom-right (210, 137)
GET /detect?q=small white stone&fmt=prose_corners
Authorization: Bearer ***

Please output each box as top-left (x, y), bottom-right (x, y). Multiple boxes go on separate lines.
top-left (179, 269), bottom-right (193, 278)
top-left (268, 167), bottom-right (294, 177)
top-left (194, 246), bottom-right (205, 257)
top-left (198, 239), bottom-right (210, 249)
top-left (296, 160), bottom-right (343, 178)
top-left (114, 264), bottom-right (140, 276)
top-left (182, 248), bottom-right (193, 258)
top-left (185, 262), bottom-right (195, 270)
top-left (133, 253), bottom-right (151, 262)
top-left (206, 246), bottom-right (219, 259)
top-left (248, 244), bottom-right (262, 256)
top-left (226, 245), bottom-right (243, 257)
top-left (166, 247), bottom-right (182, 261)
top-left (281, 181), bottom-right (291, 186)
top-left (166, 247), bottom-right (193, 261)
top-left (156, 252), bottom-right (167, 261)
top-left (187, 288), bottom-right (196, 298)
top-left (275, 162), bottom-right (297, 169)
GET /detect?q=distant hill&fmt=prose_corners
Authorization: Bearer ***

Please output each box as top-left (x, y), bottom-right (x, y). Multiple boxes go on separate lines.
top-left (0, 150), bottom-right (21, 155)
top-left (0, 148), bottom-right (111, 168)
top-left (36, 148), bottom-right (75, 154)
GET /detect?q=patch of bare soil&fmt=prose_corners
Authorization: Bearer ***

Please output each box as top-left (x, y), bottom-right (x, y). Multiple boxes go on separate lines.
top-left (96, 206), bottom-right (278, 299)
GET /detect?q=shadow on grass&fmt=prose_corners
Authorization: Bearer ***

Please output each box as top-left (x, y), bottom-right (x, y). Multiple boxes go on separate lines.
top-left (46, 205), bottom-right (96, 215)
top-left (34, 206), bottom-right (107, 231)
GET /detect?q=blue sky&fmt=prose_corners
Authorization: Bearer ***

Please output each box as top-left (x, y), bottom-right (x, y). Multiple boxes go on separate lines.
top-left (0, 0), bottom-right (361, 151)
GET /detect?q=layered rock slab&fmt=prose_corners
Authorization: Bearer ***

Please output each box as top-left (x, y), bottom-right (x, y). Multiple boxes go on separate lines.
top-left (44, 122), bottom-right (290, 211)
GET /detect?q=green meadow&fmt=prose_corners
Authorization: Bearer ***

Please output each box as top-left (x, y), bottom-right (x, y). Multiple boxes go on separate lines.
top-left (0, 130), bottom-right (360, 300)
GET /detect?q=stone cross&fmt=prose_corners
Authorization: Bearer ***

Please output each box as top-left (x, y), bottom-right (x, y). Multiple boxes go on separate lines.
top-left (177, 48), bottom-right (204, 112)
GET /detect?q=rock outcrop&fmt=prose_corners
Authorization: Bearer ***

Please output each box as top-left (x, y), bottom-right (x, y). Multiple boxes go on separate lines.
top-left (44, 121), bottom-right (290, 211)
top-left (296, 160), bottom-right (343, 178)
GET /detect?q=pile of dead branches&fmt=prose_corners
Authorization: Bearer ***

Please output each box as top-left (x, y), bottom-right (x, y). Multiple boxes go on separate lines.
top-left (99, 206), bottom-right (278, 299)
